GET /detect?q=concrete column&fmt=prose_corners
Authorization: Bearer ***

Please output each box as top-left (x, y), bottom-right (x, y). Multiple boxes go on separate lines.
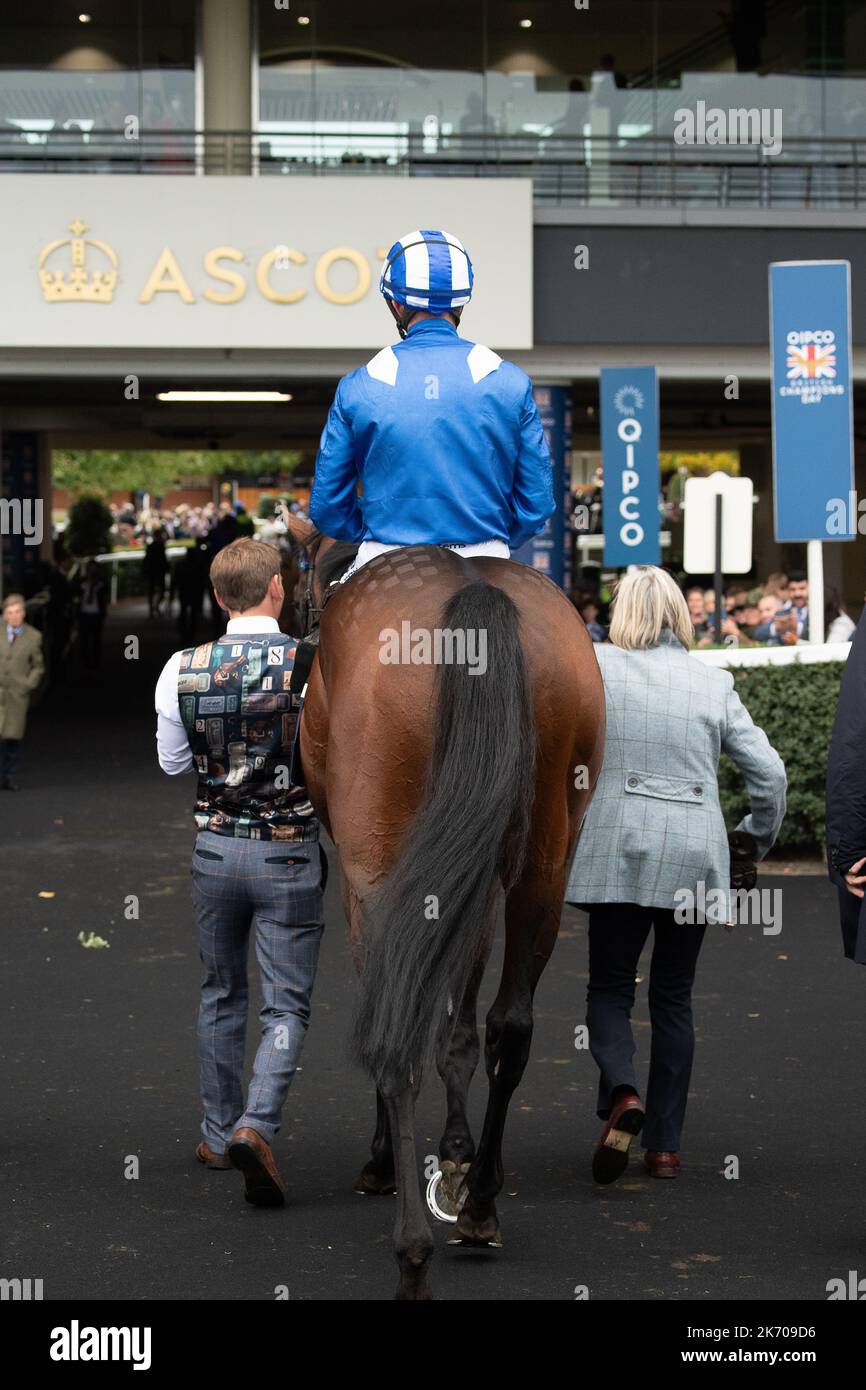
top-left (201, 0), bottom-right (253, 175)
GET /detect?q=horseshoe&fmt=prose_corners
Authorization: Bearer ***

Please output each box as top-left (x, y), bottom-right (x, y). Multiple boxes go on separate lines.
top-left (425, 1169), bottom-right (458, 1224)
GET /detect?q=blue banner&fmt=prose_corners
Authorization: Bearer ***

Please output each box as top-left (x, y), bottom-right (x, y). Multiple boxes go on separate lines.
top-left (601, 366), bottom-right (660, 567)
top-left (770, 260), bottom-right (854, 542)
top-left (511, 383), bottom-right (571, 590)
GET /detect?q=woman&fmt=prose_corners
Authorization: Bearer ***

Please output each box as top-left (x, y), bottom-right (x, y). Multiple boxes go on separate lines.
top-left (566, 567), bottom-right (786, 1184)
top-left (825, 586), bottom-right (856, 644)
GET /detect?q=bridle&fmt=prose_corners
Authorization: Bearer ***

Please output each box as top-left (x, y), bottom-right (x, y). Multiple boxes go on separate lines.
top-left (297, 531), bottom-right (326, 637)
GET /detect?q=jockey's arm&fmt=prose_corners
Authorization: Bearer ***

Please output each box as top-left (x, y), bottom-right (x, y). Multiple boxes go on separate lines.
top-left (507, 380), bottom-right (556, 550)
top-left (310, 379), bottom-right (366, 542)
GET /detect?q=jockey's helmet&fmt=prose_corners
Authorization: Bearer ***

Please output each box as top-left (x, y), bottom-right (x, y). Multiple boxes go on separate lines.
top-left (379, 229), bottom-right (474, 318)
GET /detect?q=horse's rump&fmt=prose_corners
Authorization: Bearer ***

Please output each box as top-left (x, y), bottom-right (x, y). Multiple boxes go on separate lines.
top-left (302, 547), bottom-right (603, 1086)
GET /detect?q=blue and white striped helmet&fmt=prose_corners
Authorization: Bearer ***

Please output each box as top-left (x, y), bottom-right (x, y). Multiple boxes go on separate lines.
top-left (379, 229), bottom-right (474, 314)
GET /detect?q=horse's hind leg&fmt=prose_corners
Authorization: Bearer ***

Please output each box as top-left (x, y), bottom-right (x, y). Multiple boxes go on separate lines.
top-left (453, 874), bottom-right (562, 1248)
top-left (383, 1081), bottom-right (434, 1300)
top-left (434, 946), bottom-right (490, 1215)
top-left (354, 1088), bottom-right (397, 1195)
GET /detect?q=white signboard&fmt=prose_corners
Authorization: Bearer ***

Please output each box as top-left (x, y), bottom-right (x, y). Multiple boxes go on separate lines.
top-left (0, 175), bottom-right (533, 350)
top-left (683, 472), bottom-right (754, 574)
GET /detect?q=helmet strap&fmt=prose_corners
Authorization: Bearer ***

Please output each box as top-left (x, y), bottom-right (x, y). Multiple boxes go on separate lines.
top-left (389, 300), bottom-right (461, 339)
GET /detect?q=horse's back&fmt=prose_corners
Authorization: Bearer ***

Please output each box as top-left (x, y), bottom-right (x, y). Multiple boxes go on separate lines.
top-left (303, 547), bottom-right (604, 879)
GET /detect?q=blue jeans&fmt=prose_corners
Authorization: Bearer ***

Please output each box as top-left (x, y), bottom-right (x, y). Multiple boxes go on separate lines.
top-left (586, 904), bottom-right (706, 1153)
top-left (190, 830), bottom-right (325, 1153)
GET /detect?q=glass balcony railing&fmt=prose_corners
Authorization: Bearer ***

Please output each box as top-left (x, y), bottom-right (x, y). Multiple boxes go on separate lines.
top-left (4, 65), bottom-right (866, 208)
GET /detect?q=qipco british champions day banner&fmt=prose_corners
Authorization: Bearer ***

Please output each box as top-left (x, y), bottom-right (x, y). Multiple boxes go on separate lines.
top-left (770, 260), bottom-right (855, 542)
top-left (601, 366), bottom-right (660, 567)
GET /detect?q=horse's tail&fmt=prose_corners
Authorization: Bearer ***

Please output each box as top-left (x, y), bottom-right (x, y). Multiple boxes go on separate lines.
top-left (351, 578), bottom-right (536, 1086)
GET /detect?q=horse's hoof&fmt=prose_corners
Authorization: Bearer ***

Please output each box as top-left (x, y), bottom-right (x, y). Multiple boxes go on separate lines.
top-left (448, 1207), bottom-right (502, 1248)
top-left (435, 1159), bottom-right (470, 1218)
top-left (353, 1163), bottom-right (397, 1195)
top-left (395, 1283), bottom-right (434, 1300)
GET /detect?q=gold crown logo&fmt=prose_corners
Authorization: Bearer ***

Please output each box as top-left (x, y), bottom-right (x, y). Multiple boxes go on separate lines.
top-left (39, 219), bottom-right (118, 303)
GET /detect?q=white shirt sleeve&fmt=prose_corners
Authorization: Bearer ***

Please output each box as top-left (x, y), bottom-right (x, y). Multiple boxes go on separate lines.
top-left (154, 650), bottom-right (194, 775)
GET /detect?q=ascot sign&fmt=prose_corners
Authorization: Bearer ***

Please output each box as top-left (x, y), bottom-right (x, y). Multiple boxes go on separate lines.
top-left (3, 174), bottom-right (533, 349)
top-left (39, 218), bottom-right (380, 308)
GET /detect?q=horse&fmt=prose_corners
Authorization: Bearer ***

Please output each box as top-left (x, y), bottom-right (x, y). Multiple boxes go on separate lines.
top-left (285, 515), bottom-right (605, 1300)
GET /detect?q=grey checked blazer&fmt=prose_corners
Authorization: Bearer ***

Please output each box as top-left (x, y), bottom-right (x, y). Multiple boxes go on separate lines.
top-left (566, 632), bottom-right (787, 911)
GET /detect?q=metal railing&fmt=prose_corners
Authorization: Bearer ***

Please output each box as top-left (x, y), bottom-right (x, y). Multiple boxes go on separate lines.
top-left (2, 129), bottom-right (866, 208)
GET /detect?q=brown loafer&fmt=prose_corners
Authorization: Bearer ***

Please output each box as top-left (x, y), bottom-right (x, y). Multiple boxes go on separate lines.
top-left (228, 1126), bottom-right (286, 1207)
top-left (644, 1150), bottom-right (680, 1179)
top-left (195, 1139), bottom-right (231, 1170)
top-left (592, 1092), bottom-right (645, 1185)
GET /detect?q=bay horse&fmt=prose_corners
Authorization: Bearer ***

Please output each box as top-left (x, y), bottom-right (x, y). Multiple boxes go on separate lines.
top-left (286, 516), bottom-right (605, 1300)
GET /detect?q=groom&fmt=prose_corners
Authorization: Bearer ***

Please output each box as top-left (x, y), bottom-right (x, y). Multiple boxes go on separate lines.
top-left (155, 538), bottom-right (325, 1207)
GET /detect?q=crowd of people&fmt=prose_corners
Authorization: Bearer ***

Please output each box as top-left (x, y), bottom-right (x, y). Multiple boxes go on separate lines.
top-left (573, 568), bottom-right (857, 647)
top-left (108, 498), bottom-right (260, 549)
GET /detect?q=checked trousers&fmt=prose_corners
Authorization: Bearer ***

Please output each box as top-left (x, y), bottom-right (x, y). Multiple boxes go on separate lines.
top-left (190, 830), bottom-right (325, 1153)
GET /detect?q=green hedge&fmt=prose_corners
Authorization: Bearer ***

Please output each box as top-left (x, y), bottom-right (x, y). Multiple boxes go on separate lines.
top-left (717, 659), bottom-right (846, 854)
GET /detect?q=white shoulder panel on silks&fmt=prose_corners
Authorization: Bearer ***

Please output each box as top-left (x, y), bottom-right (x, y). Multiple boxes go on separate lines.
top-left (466, 342), bottom-right (502, 383)
top-left (366, 345), bottom-right (399, 385)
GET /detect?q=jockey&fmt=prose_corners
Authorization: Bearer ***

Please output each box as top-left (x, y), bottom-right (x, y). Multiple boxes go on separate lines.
top-left (309, 228), bottom-right (555, 578)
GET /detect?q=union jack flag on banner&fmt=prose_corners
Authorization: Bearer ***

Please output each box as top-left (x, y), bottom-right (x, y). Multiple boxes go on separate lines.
top-left (786, 342), bottom-right (837, 379)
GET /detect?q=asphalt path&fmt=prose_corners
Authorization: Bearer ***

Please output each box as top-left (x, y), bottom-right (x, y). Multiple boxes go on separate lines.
top-left (1, 602), bottom-right (863, 1302)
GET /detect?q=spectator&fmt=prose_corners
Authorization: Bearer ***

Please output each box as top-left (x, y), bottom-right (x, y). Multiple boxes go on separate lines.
top-left (686, 586), bottom-right (712, 640)
top-left (565, 566), bottom-right (786, 1184)
top-left (142, 528), bottom-right (169, 618)
top-left (825, 586), bottom-right (856, 643)
top-left (234, 502), bottom-right (255, 538)
top-left (826, 607), bottom-right (866, 961)
top-left (208, 505), bottom-right (240, 556)
top-left (764, 571), bottom-right (789, 600)
top-left (77, 559), bottom-right (108, 669)
top-left (752, 592), bottom-right (783, 643)
top-left (768, 569), bottom-right (808, 644)
top-left (575, 594), bottom-right (607, 643)
top-left (173, 543), bottom-right (209, 644)
top-left (0, 593), bottom-right (45, 791)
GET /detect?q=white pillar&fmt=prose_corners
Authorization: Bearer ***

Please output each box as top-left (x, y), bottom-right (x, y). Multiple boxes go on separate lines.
top-left (807, 538), bottom-right (825, 644)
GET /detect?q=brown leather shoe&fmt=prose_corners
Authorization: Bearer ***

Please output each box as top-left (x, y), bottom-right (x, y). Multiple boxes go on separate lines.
top-left (228, 1126), bottom-right (286, 1207)
top-left (644, 1149), bottom-right (681, 1179)
top-left (195, 1139), bottom-right (231, 1170)
top-left (592, 1091), bottom-right (645, 1184)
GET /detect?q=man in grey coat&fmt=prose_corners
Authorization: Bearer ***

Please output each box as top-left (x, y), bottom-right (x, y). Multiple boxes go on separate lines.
top-left (567, 567), bottom-right (786, 1183)
top-left (0, 593), bottom-right (45, 790)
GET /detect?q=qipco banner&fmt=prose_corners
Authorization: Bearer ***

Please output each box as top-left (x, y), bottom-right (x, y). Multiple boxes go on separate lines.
top-left (510, 384), bottom-right (572, 590)
top-left (770, 260), bottom-right (854, 543)
top-left (600, 366), bottom-right (660, 567)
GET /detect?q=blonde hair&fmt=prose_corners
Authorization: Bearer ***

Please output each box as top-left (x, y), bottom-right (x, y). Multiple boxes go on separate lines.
top-left (608, 566), bottom-right (693, 651)
top-left (2, 592), bottom-right (25, 613)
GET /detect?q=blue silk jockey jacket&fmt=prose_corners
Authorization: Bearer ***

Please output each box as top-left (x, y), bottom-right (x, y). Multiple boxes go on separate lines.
top-left (309, 317), bottom-right (555, 549)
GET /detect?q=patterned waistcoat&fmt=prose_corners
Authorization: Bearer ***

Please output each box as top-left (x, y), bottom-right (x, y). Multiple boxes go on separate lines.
top-left (177, 633), bottom-right (318, 842)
